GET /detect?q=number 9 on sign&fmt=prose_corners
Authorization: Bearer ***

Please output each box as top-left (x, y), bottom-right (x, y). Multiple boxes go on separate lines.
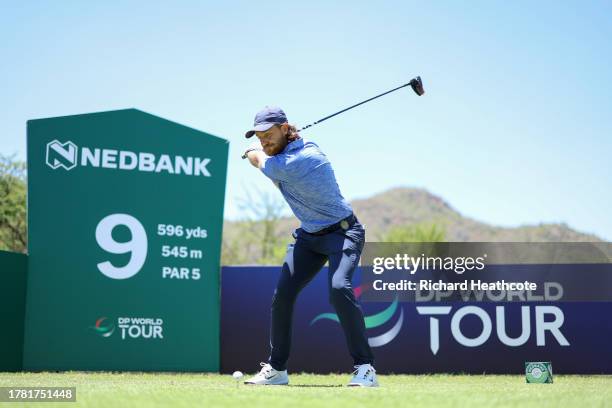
top-left (95, 214), bottom-right (148, 279)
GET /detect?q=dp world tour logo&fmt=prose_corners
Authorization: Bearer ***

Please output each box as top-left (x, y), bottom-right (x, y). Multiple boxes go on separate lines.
top-left (90, 316), bottom-right (164, 340)
top-left (90, 317), bottom-right (115, 338)
top-left (310, 285), bottom-right (404, 347)
top-left (46, 140), bottom-right (78, 170)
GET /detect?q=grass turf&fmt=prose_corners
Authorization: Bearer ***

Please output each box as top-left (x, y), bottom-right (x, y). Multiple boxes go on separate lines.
top-left (0, 372), bottom-right (610, 408)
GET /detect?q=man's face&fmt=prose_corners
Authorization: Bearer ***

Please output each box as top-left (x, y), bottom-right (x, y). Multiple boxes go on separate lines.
top-left (255, 124), bottom-right (288, 156)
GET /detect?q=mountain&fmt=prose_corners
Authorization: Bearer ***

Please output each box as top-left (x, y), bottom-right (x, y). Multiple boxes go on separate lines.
top-left (222, 187), bottom-right (602, 264)
top-left (349, 187), bottom-right (602, 241)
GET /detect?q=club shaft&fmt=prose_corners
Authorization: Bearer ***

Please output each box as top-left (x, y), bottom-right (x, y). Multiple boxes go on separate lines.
top-left (299, 82), bottom-right (411, 131)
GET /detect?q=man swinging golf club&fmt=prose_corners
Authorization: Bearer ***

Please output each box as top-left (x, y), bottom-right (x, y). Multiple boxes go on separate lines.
top-left (242, 106), bottom-right (378, 387)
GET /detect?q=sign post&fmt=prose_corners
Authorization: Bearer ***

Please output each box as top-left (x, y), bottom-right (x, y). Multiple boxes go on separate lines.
top-left (24, 109), bottom-right (228, 371)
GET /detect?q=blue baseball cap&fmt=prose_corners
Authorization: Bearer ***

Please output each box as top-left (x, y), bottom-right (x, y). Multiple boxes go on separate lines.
top-left (245, 106), bottom-right (288, 138)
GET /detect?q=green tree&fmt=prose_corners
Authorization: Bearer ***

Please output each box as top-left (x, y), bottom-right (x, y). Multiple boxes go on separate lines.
top-left (382, 222), bottom-right (446, 242)
top-left (0, 155), bottom-right (27, 253)
top-left (221, 186), bottom-right (289, 265)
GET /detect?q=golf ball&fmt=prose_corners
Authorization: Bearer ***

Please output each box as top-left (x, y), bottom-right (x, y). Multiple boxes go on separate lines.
top-left (232, 371), bottom-right (244, 380)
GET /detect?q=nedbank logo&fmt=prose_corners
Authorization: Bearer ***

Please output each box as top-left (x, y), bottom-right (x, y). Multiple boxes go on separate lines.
top-left (45, 139), bottom-right (211, 176)
top-left (46, 140), bottom-right (78, 170)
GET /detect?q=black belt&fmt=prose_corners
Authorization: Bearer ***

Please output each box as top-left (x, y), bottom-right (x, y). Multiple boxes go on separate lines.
top-left (309, 213), bottom-right (357, 236)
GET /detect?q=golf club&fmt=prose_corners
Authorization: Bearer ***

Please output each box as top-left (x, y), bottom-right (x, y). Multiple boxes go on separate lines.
top-left (242, 77), bottom-right (424, 159)
top-left (298, 76), bottom-right (425, 132)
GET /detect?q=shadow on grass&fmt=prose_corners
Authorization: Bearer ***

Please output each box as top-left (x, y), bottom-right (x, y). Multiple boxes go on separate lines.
top-left (289, 384), bottom-right (344, 388)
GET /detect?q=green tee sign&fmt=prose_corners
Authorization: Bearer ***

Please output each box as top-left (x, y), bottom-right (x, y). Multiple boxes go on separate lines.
top-left (24, 109), bottom-right (228, 371)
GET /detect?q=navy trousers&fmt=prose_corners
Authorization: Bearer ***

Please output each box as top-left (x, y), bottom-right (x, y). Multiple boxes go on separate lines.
top-left (268, 219), bottom-right (374, 371)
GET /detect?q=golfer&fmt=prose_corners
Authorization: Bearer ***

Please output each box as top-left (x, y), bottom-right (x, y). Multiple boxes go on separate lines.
top-left (241, 106), bottom-right (377, 387)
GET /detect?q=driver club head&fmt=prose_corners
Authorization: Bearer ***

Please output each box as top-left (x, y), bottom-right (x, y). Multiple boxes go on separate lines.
top-left (410, 76), bottom-right (425, 96)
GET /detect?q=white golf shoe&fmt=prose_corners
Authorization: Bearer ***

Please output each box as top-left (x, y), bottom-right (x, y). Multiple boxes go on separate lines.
top-left (348, 363), bottom-right (379, 387)
top-left (244, 362), bottom-right (289, 385)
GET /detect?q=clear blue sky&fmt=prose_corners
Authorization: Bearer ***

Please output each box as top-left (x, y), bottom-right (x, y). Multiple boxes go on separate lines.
top-left (1, 1), bottom-right (611, 240)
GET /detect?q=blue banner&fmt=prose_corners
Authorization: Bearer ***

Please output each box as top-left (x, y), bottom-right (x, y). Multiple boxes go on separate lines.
top-left (221, 266), bottom-right (612, 374)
